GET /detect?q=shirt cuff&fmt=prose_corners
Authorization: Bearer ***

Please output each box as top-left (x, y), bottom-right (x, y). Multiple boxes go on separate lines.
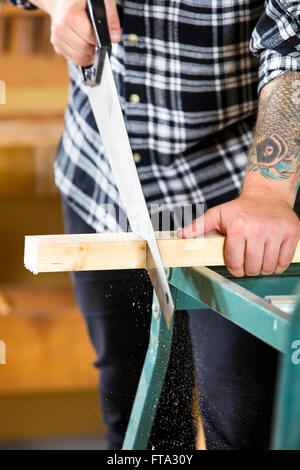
top-left (256, 49), bottom-right (300, 93)
top-left (250, 0), bottom-right (300, 93)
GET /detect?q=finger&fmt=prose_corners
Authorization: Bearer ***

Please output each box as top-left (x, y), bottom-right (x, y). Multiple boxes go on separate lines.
top-left (225, 234), bottom-right (246, 277)
top-left (104, 0), bottom-right (122, 42)
top-left (71, 10), bottom-right (97, 45)
top-left (52, 23), bottom-right (95, 57)
top-left (261, 238), bottom-right (282, 275)
top-left (275, 236), bottom-right (299, 274)
top-left (179, 206), bottom-right (221, 239)
top-left (53, 41), bottom-right (94, 66)
top-left (244, 238), bottom-right (265, 276)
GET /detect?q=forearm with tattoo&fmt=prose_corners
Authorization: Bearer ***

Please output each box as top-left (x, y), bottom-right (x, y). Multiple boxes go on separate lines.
top-left (246, 71), bottom-right (300, 192)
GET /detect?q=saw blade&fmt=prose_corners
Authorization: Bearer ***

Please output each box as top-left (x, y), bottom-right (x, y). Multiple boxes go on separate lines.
top-left (84, 53), bottom-right (174, 327)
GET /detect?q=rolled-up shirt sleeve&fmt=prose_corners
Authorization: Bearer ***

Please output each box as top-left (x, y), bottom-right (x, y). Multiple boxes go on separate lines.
top-left (7, 0), bottom-right (37, 10)
top-left (250, 0), bottom-right (300, 93)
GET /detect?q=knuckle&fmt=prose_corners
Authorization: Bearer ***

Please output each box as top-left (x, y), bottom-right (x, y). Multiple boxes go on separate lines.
top-left (288, 223), bottom-right (300, 239)
top-left (251, 220), bottom-right (264, 238)
top-left (268, 223), bottom-right (281, 238)
top-left (230, 216), bottom-right (246, 235)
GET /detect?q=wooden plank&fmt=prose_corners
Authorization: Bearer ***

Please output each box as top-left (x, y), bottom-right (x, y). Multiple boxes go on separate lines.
top-left (24, 231), bottom-right (225, 273)
top-left (0, 284), bottom-right (98, 393)
top-left (24, 232), bottom-right (300, 274)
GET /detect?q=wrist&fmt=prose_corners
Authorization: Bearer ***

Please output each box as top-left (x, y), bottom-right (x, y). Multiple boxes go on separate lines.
top-left (241, 172), bottom-right (297, 207)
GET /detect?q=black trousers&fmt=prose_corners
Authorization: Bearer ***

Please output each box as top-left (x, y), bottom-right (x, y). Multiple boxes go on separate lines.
top-left (62, 197), bottom-right (299, 450)
top-left (62, 200), bottom-right (195, 450)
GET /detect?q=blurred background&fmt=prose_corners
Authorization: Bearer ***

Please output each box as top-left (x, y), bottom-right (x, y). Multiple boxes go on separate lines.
top-left (0, 1), bottom-right (105, 449)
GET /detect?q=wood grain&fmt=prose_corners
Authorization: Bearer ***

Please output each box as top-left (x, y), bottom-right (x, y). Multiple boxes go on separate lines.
top-left (24, 232), bottom-right (226, 273)
top-left (24, 231), bottom-right (300, 273)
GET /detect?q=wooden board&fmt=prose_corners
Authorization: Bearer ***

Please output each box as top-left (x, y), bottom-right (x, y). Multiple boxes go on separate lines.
top-left (24, 231), bottom-right (300, 274)
top-left (24, 231), bottom-right (226, 273)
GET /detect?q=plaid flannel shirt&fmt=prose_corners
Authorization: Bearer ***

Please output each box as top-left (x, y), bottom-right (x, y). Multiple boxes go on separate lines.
top-left (9, 1), bottom-right (300, 232)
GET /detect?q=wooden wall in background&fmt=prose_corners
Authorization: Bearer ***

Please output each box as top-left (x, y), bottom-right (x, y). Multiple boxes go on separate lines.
top-left (0, 0), bottom-right (68, 283)
top-left (0, 2), bottom-right (68, 119)
top-left (0, 2), bottom-right (68, 85)
top-left (0, 2), bottom-right (102, 440)
top-left (0, 285), bottom-right (98, 394)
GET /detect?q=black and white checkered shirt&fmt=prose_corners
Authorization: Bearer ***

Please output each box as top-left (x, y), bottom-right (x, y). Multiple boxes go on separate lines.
top-left (10, 1), bottom-right (300, 231)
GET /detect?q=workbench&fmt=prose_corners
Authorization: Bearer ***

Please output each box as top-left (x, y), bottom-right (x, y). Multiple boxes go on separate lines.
top-left (123, 265), bottom-right (300, 450)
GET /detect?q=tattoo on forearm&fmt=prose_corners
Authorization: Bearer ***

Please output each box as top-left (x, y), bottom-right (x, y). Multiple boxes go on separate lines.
top-left (246, 71), bottom-right (300, 190)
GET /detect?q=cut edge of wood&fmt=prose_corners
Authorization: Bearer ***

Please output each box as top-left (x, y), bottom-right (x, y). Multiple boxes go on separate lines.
top-left (24, 231), bottom-right (226, 274)
top-left (24, 236), bottom-right (38, 275)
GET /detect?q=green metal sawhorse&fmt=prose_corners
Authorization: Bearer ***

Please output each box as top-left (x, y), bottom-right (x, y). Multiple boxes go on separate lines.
top-left (122, 264), bottom-right (300, 450)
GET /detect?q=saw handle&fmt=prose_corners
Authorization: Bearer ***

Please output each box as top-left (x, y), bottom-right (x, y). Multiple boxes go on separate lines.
top-left (80, 0), bottom-right (112, 86)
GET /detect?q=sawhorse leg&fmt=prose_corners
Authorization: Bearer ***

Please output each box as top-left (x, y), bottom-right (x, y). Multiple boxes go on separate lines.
top-left (272, 285), bottom-right (300, 450)
top-left (122, 289), bottom-right (175, 450)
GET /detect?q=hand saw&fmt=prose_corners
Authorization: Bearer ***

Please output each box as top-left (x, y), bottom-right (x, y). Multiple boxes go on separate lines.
top-left (80, 0), bottom-right (174, 327)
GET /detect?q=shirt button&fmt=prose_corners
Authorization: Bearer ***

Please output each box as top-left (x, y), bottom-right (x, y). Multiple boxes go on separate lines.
top-left (129, 94), bottom-right (140, 104)
top-left (133, 152), bottom-right (141, 163)
top-left (128, 33), bottom-right (139, 44)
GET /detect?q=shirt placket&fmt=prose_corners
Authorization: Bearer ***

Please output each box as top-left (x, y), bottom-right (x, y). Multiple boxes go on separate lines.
top-left (122, 2), bottom-right (148, 168)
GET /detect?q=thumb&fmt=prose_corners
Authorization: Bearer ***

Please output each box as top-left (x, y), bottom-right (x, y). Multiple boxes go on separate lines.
top-left (179, 205), bottom-right (222, 238)
top-left (104, 0), bottom-right (121, 43)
